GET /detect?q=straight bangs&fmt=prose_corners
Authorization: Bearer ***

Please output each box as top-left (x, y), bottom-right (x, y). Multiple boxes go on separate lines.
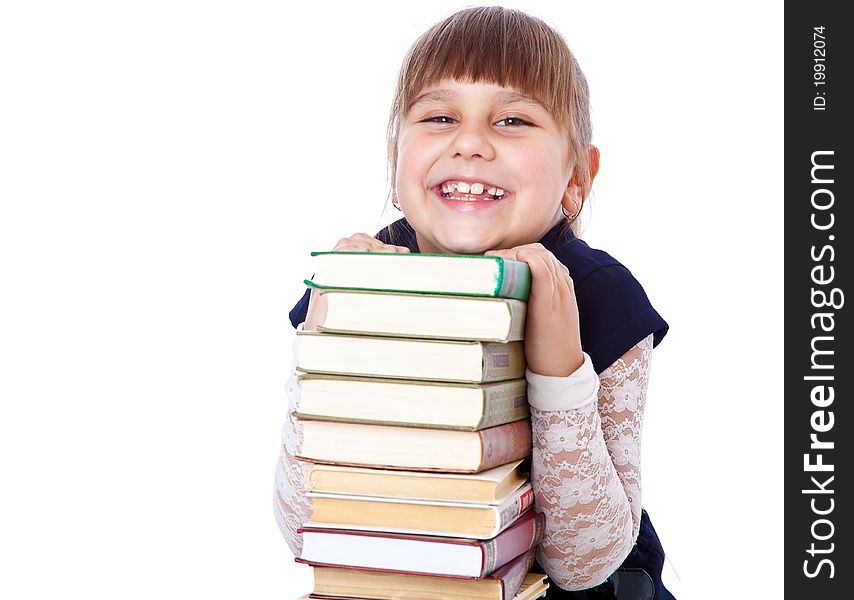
top-left (396, 9), bottom-right (578, 129)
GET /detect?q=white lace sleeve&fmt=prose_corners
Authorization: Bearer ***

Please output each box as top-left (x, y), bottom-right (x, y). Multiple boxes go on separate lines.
top-left (272, 326), bottom-right (312, 556)
top-left (530, 334), bottom-right (654, 590)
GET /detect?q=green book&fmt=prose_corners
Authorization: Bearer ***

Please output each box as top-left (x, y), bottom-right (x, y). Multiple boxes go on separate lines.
top-left (305, 251), bottom-right (531, 301)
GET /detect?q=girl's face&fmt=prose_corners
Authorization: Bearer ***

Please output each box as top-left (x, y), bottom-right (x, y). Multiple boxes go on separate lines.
top-left (395, 79), bottom-right (577, 255)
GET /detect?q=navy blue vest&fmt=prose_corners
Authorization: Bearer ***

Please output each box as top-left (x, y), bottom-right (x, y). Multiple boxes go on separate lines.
top-left (289, 218), bottom-right (675, 599)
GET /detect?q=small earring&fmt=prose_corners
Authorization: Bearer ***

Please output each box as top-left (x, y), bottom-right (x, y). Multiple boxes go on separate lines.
top-left (391, 194), bottom-right (402, 211)
top-left (561, 204), bottom-right (581, 222)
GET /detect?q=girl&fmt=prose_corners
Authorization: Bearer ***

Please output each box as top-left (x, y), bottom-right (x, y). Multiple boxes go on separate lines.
top-left (275, 7), bottom-right (673, 599)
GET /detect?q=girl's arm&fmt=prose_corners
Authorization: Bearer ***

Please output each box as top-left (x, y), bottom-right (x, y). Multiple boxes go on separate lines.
top-left (528, 333), bottom-right (654, 590)
top-left (272, 328), bottom-right (313, 556)
top-left (483, 242), bottom-right (654, 590)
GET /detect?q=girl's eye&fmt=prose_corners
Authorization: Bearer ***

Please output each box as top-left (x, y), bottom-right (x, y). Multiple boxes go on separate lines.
top-left (419, 115), bottom-right (534, 127)
top-left (496, 116), bottom-right (533, 127)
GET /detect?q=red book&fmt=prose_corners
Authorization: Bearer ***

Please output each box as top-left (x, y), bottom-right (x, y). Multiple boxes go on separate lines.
top-left (296, 510), bottom-right (543, 578)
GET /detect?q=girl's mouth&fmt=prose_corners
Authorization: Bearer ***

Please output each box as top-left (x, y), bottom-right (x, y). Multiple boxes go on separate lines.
top-left (434, 180), bottom-right (510, 202)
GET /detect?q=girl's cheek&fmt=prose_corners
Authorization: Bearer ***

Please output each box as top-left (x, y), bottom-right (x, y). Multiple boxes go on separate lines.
top-left (396, 120), bottom-right (418, 148)
top-left (396, 142), bottom-right (428, 182)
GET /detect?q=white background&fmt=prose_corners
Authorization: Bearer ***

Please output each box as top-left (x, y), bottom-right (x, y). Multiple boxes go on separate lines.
top-left (0, 1), bottom-right (782, 598)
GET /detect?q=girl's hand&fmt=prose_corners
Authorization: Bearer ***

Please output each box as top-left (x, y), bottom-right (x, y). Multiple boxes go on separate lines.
top-left (328, 233), bottom-right (412, 254)
top-left (303, 233), bottom-right (410, 330)
top-left (485, 244), bottom-right (584, 377)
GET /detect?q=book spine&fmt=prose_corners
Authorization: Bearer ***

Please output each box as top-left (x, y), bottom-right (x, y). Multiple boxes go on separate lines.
top-left (478, 419), bottom-right (532, 471)
top-left (506, 299), bottom-right (527, 341)
top-left (480, 512), bottom-right (544, 577)
top-left (478, 381), bottom-right (529, 430)
top-left (491, 548), bottom-right (537, 600)
top-left (495, 258), bottom-right (531, 301)
top-left (496, 486), bottom-right (535, 531)
top-left (481, 342), bottom-right (526, 382)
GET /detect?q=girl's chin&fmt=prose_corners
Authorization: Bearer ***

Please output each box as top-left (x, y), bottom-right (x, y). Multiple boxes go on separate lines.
top-left (413, 219), bottom-right (503, 254)
top-left (433, 233), bottom-right (496, 255)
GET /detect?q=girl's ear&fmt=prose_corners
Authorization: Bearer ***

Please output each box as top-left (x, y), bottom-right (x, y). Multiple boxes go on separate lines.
top-left (562, 145), bottom-right (601, 216)
top-left (562, 183), bottom-right (582, 217)
top-left (587, 145), bottom-right (600, 181)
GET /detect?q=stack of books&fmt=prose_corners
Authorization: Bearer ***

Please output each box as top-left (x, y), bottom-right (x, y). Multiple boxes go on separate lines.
top-left (291, 251), bottom-right (549, 600)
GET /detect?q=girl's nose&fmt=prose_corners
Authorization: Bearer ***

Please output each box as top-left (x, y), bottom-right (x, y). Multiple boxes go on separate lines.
top-left (449, 124), bottom-right (496, 161)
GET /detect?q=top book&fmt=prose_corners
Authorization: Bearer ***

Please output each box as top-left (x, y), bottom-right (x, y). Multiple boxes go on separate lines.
top-left (307, 252), bottom-right (531, 301)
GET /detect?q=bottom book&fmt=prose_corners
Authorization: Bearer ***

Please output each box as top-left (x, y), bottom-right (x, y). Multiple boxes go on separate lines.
top-left (298, 570), bottom-right (549, 600)
top-left (516, 573), bottom-right (549, 600)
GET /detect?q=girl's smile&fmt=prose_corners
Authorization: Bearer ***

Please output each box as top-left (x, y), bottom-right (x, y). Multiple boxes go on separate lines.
top-left (395, 79), bottom-right (578, 255)
top-left (431, 177), bottom-right (510, 213)
top-left (436, 178), bottom-right (508, 202)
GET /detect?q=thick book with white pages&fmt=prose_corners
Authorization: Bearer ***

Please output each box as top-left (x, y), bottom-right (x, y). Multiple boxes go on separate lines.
top-left (297, 418), bottom-right (532, 473)
top-left (303, 459), bottom-right (527, 504)
top-left (312, 288), bottom-right (526, 342)
top-left (307, 482), bottom-right (534, 539)
top-left (308, 548), bottom-right (537, 600)
top-left (295, 374), bottom-right (528, 431)
top-left (296, 330), bottom-right (525, 383)
top-left (304, 575), bottom-right (548, 599)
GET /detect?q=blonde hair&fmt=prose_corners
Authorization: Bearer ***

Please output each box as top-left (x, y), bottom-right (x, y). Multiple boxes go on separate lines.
top-left (386, 6), bottom-right (593, 237)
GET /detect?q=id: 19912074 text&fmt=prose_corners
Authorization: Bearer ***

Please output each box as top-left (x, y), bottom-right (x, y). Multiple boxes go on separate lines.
top-left (813, 26), bottom-right (828, 111)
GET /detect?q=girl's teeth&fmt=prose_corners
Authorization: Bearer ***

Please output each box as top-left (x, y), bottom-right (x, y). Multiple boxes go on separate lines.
top-left (439, 181), bottom-right (507, 199)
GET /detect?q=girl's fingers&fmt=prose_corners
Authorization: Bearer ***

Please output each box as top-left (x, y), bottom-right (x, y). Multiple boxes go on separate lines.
top-left (511, 246), bottom-right (575, 305)
top-left (527, 251), bottom-right (560, 303)
top-left (539, 252), bottom-right (574, 305)
top-left (516, 246), bottom-right (559, 281)
top-left (483, 248), bottom-right (519, 261)
top-left (543, 251), bottom-right (573, 286)
top-left (475, 245), bottom-right (576, 300)
top-left (332, 233), bottom-right (410, 253)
